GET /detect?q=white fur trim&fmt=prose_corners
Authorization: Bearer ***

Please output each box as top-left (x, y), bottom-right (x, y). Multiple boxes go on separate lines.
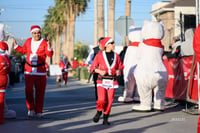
top-left (0, 48), bottom-right (5, 53)
top-left (31, 28), bottom-right (40, 33)
top-left (105, 38), bottom-right (114, 47)
top-left (0, 90), bottom-right (5, 92)
top-left (25, 72), bottom-right (47, 76)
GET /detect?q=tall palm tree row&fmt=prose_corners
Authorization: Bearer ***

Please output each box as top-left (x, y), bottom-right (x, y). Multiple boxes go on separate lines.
top-left (42, 0), bottom-right (90, 64)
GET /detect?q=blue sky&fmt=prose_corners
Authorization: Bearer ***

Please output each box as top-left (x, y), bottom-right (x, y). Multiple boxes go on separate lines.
top-left (0, 0), bottom-right (164, 45)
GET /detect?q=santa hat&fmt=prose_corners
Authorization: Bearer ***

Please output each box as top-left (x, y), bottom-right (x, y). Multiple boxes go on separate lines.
top-left (0, 23), bottom-right (5, 41)
top-left (30, 25), bottom-right (41, 33)
top-left (99, 37), bottom-right (114, 48)
top-left (0, 41), bottom-right (8, 53)
top-left (128, 26), bottom-right (142, 42)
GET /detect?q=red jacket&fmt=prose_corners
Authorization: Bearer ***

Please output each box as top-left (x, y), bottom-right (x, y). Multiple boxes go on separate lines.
top-left (15, 38), bottom-right (53, 75)
top-left (0, 53), bottom-right (10, 75)
top-left (90, 51), bottom-right (124, 88)
top-left (193, 24), bottom-right (200, 62)
top-left (0, 53), bottom-right (10, 91)
top-left (59, 60), bottom-right (71, 73)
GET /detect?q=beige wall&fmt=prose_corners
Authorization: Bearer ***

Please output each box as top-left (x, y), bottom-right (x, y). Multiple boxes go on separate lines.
top-left (156, 11), bottom-right (175, 51)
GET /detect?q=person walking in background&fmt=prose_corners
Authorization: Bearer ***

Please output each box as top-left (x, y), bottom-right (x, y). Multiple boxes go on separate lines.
top-left (9, 56), bottom-right (16, 86)
top-left (12, 25), bottom-right (53, 118)
top-left (90, 37), bottom-right (124, 125)
top-left (86, 37), bottom-right (104, 101)
top-left (0, 41), bottom-right (11, 124)
top-left (59, 55), bottom-right (71, 86)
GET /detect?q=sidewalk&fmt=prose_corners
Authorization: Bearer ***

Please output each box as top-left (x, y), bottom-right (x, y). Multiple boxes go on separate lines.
top-left (1, 76), bottom-right (199, 133)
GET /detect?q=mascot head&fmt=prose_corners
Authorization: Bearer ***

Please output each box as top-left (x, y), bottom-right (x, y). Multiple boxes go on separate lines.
top-left (128, 26), bottom-right (142, 42)
top-left (141, 21), bottom-right (164, 40)
top-left (0, 23), bottom-right (5, 41)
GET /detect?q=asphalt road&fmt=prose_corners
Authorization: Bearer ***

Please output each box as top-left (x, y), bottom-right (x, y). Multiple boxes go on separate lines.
top-left (1, 76), bottom-right (198, 133)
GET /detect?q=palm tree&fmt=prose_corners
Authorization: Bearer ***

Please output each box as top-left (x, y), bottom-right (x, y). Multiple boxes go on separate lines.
top-left (64, 0), bottom-right (90, 61)
top-left (43, 0), bottom-right (66, 64)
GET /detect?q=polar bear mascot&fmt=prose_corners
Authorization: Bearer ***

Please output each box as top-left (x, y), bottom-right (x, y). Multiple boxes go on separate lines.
top-left (132, 21), bottom-right (168, 111)
top-left (118, 26), bottom-right (142, 103)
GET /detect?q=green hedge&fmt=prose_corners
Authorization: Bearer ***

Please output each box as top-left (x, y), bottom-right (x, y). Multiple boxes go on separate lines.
top-left (73, 66), bottom-right (89, 80)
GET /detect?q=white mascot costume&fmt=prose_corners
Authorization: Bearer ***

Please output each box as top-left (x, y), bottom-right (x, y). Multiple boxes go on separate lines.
top-left (118, 26), bottom-right (142, 103)
top-left (0, 23), bottom-right (16, 119)
top-left (132, 21), bottom-right (168, 111)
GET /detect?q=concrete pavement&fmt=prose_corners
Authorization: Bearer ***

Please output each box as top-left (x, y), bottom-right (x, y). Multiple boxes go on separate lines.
top-left (0, 76), bottom-right (198, 133)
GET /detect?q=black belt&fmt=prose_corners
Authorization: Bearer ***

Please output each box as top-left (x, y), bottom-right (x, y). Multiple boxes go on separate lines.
top-left (98, 76), bottom-right (117, 81)
top-left (26, 62), bottom-right (45, 67)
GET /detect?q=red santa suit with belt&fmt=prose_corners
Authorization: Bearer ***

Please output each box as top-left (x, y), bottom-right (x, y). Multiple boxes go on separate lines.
top-left (90, 38), bottom-right (124, 115)
top-left (14, 36), bottom-right (53, 114)
top-left (59, 59), bottom-right (71, 85)
top-left (0, 41), bottom-right (10, 123)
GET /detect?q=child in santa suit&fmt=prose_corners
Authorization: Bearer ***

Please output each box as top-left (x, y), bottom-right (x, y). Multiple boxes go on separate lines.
top-left (13, 25), bottom-right (53, 118)
top-left (59, 55), bottom-right (71, 86)
top-left (118, 26), bottom-right (142, 103)
top-left (90, 37), bottom-right (124, 125)
top-left (0, 41), bottom-right (11, 123)
top-left (132, 21), bottom-right (168, 111)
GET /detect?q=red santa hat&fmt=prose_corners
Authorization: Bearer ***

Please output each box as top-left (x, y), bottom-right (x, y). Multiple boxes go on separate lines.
top-left (30, 25), bottom-right (41, 33)
top-left (0, 41), bottom-right (8, 53)
top-left (99, 37), bottom-right (114, 48)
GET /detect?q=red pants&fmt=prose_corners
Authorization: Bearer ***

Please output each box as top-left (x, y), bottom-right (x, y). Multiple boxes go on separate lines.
top-left (0, 75), bottom-right (8, 124)
top-left (25, 74), bottom-right (46, 114)
top-left (0, 92), bottom-right (5, 124)
top-left (62, 72), bottom-right (68, 84)
top-left (96, 86), bottom-right (115, 115)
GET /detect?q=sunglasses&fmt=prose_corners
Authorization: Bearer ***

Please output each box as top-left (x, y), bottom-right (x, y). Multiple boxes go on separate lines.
top-left (110, 41), bottom-right (115, 44)
top-left (32, 32), bottom-right (41, 35)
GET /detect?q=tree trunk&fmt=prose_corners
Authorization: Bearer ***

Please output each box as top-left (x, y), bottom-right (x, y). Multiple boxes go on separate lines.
top-left (98, 0), bottom-right (104, 39)
top-left (125, 0), bottom-right (131, 46)
top-left (55, 31), bottom-right (61, 64)
top-left (108, 0), bottom-right (115, 39)
top-left (52, 39), bottom-right (56, 64)
top-left (67, 15), bottom-right (75, 61)
top-left (125, 0), bottom-right (131, 17)
top-left (63, 25), bottom-right (68, 57)
top-left (94, 0), bottom-right (98, 46)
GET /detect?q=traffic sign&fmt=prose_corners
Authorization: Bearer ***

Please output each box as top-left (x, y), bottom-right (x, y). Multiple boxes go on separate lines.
top-left (115, 16), bottom-right (134, 37)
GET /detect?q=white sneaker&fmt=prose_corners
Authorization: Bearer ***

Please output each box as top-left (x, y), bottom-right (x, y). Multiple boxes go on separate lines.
top-left (36, 113), bottom-right (43, 119)
top-left (153, 105), bottom-right (165, 112)
top-left (118, 96), bottom-right (125, 102)
top-left (132, 104), bottom-right (151, 112)
top-left (28, 110), bottom-right (35, 117)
